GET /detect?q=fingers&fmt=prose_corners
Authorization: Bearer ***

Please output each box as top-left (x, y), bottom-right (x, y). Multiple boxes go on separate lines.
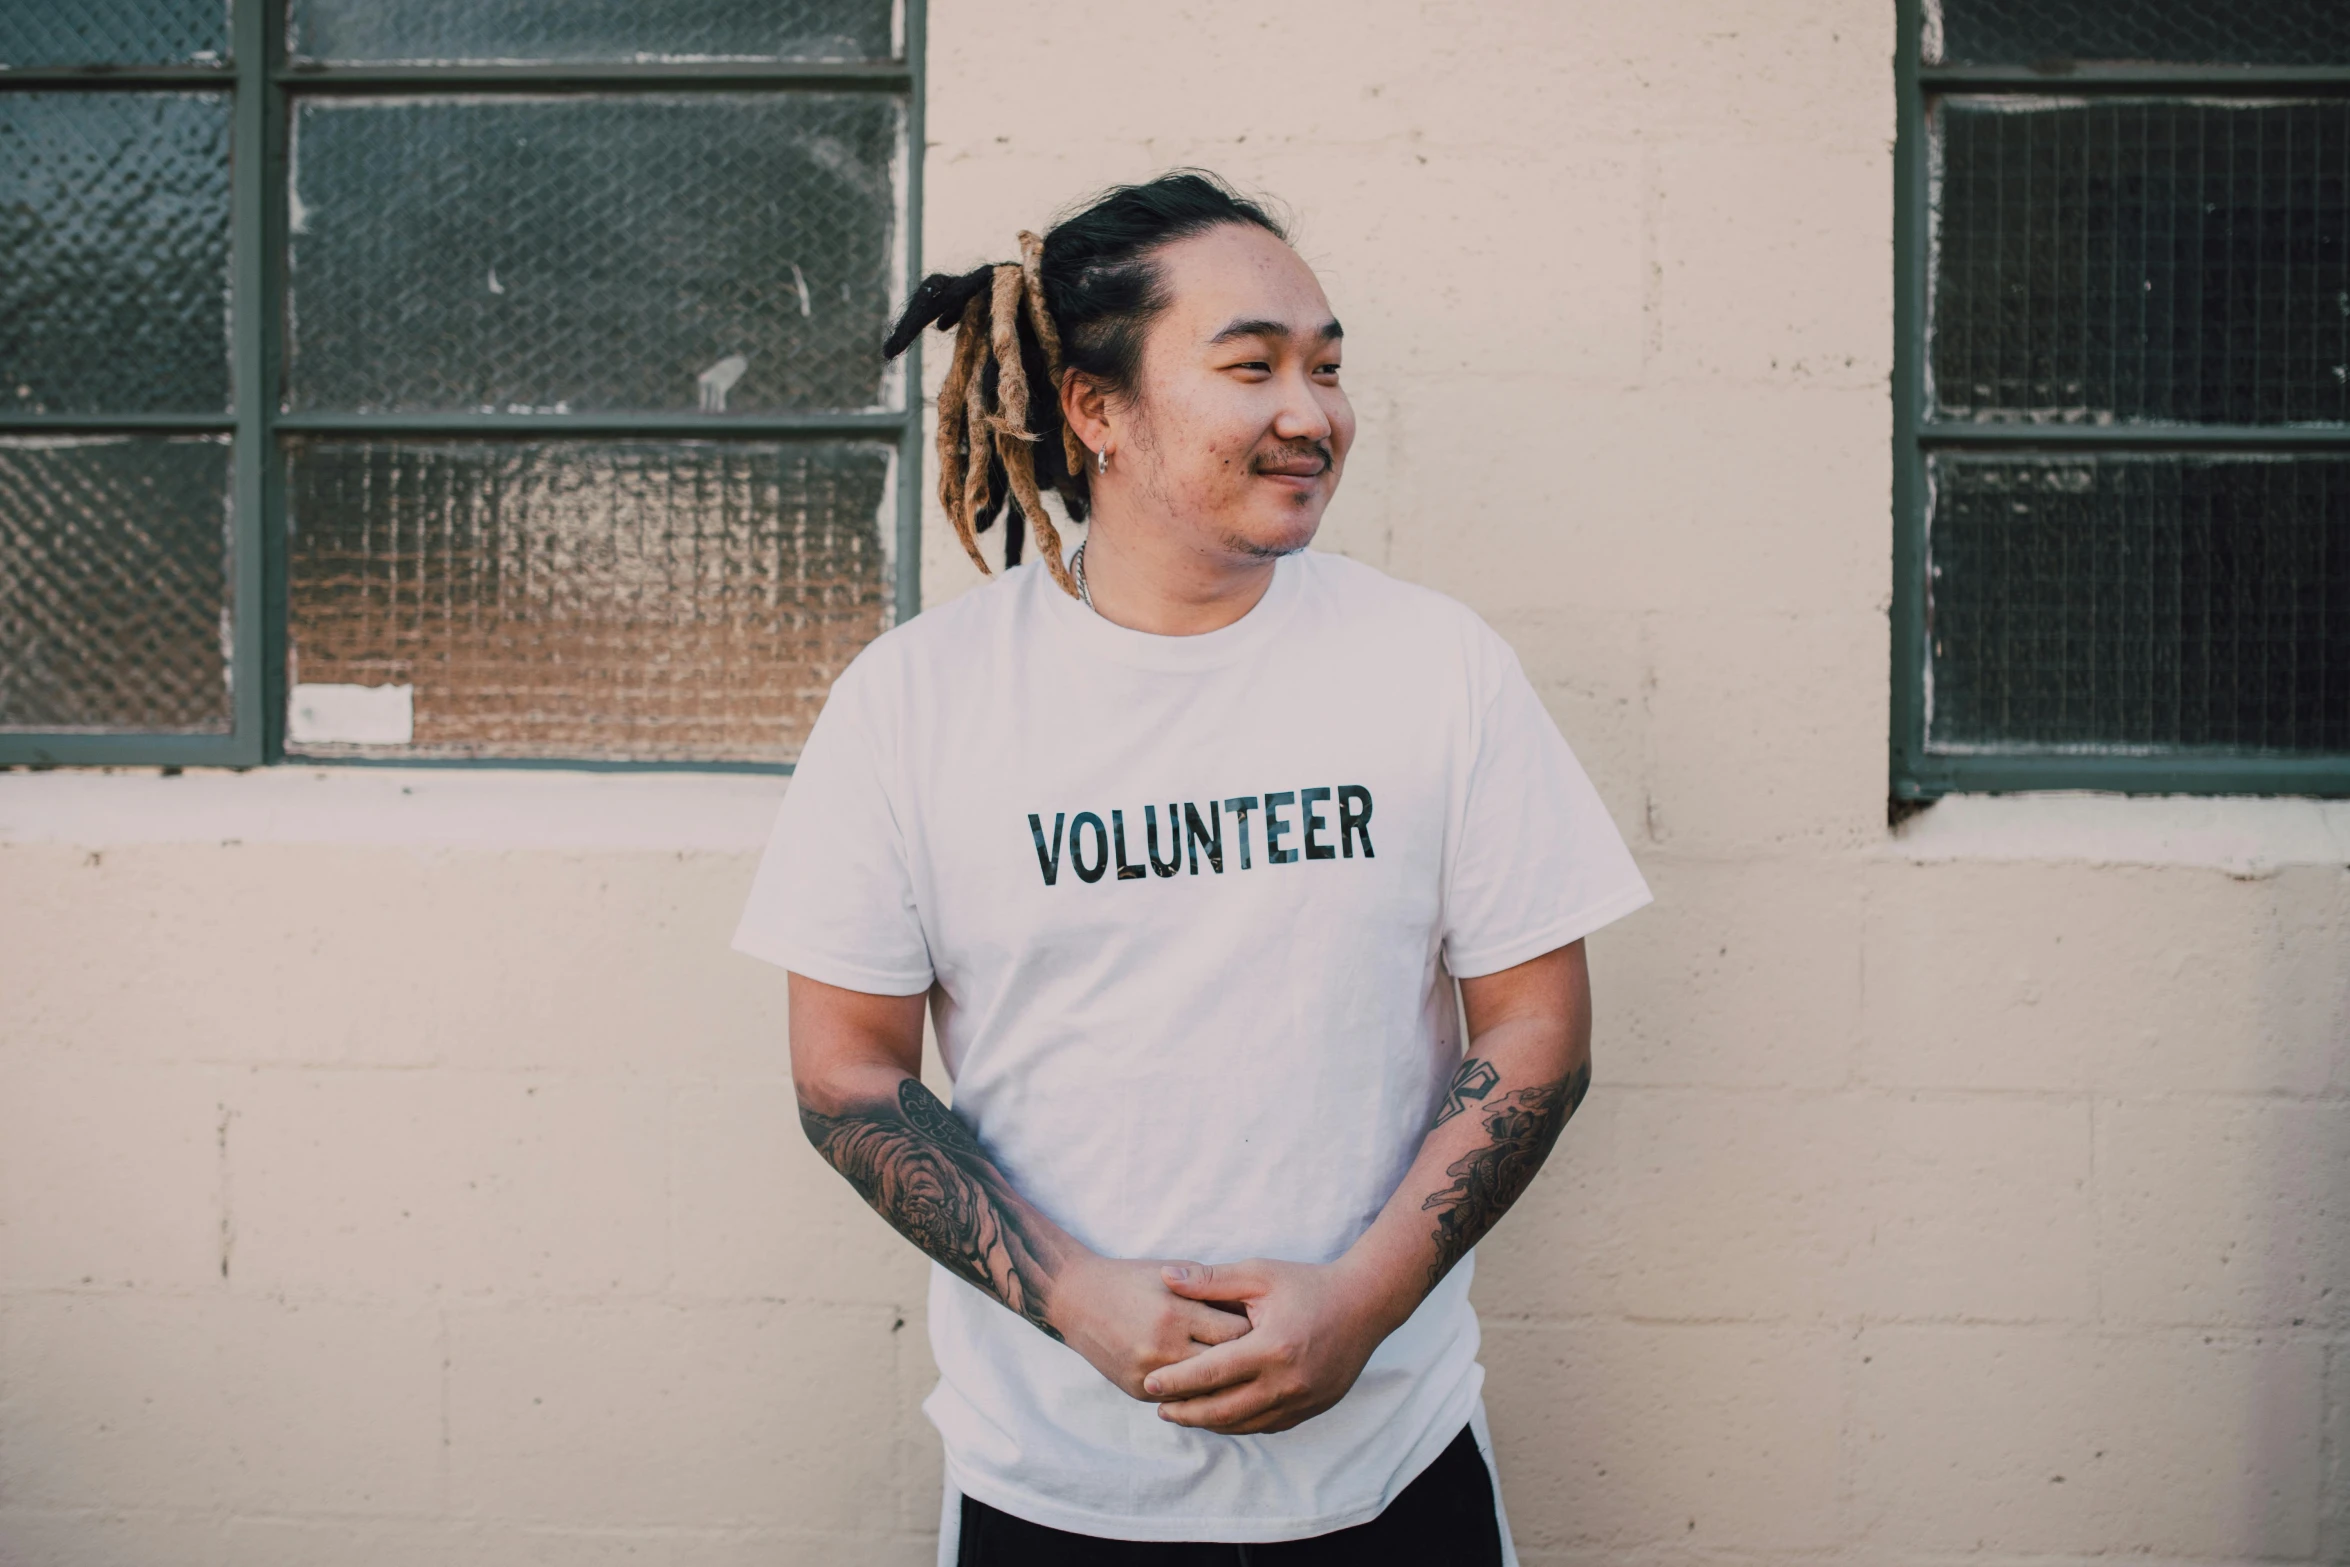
top-left (1177, 1300), bottom-right (1252, 1347)
top-left (1156, 1380), bottom-right (1278, 1430)
top-left (1195, 1407), bottom-right (1299, 1437)
top-left (1161, 1259), bottom-right (1270, 1302)
top-left (1142, 1338), bottom-right (1266, 1400)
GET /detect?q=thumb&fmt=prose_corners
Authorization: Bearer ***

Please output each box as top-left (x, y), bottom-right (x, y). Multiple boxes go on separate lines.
top-left (1161, 1259), bottom-right (1267, 1302)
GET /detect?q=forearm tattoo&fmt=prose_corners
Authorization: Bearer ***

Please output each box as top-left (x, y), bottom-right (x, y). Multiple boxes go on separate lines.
top-left (1432, 1056), bottom-right (1501, 1127)
top-left (800, 1080), bottom-right (1063, 1340)
top-left (1421, 1060), bottom-right (1591, 1289)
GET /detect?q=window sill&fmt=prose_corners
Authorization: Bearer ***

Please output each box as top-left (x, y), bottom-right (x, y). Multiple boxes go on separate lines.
top-left (1890, 792), bottom-right (2350, 875)
top-left (0, 766), bottom-right (786, 853)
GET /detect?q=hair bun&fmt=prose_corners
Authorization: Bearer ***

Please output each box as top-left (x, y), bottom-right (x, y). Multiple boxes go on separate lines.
top-left (881, 266), bottom-right (994, 361)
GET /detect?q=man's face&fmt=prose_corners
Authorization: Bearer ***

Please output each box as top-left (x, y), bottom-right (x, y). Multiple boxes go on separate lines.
top-left (1121, 223), bottom-right (1354, 561)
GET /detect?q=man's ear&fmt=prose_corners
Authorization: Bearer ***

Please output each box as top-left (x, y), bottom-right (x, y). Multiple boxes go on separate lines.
top-left (1060, 371), bottom-right (1111, 458)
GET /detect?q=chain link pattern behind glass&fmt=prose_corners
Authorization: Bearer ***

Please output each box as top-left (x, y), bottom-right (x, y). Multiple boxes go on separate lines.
top-left (0, 437), bottom-right (232, 733)
top-left (1930, 98), bottom-right (2350, 426)
top-left (0, 0), bottom-right (228, 67)
top-left (1927, 453), bottom-right (2349, 752)
top-left (285, 439), bottom-right (889, 761)
top-left (290, 0), bottom-right (889, 64)
top-left (1928, 0), bottom-right (2350, 67)
top-left (286, 95), bottom-right (900, 415)
top-left (1, 92), bottom-right (233, 415)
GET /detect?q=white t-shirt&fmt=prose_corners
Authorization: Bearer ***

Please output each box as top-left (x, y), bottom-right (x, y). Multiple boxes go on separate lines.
top-left (734, 548), bottom-right (1650, 1544)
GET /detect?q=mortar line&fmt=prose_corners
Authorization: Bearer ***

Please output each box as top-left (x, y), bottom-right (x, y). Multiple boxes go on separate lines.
top-left (215, 1095), bottom-right (236, 1287)
top-left (2087, 1091), bottom-right (2105, 1325)
top-left (436, 1305), bottom-right (452, 1516)
top-left (1639, 135), bottom-right (1663, 375)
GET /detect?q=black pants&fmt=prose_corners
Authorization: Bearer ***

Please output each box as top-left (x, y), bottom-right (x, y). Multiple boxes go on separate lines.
top-left (956, 1424), bottom-right (1504, 1566)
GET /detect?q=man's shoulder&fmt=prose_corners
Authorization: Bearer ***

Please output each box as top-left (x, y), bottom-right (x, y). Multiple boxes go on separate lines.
top-left (1297, 549), bottom-right (1510, 662)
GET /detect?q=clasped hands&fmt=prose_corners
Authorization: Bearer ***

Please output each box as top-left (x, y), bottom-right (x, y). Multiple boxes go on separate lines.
top-left (1048, 1252), bottom-right (1399, 1436)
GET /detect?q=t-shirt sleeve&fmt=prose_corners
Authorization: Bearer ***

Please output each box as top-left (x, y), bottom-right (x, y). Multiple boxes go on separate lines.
top-left (731, 657), bottom-right (935, 995)
top-left (1441, 635), bottom-right (1653, 979)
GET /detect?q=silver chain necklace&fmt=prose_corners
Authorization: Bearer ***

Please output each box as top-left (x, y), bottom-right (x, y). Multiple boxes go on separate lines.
top-left (1071, 540), bottom-right (1095, 611)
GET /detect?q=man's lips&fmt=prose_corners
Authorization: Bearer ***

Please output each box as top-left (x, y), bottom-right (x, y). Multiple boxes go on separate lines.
top-left (1253, 454), bottom-right (1330, 479)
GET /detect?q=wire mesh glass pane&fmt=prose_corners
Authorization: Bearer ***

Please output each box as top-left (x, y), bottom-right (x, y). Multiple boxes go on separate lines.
top-left (0, 0), bottom-right (229, 68)
top-left (1926, 453), bottom-right (2350, 753)
top-left (0, 436), bottom-right (233, 734)
top-left (284, 439), bottom-right (890, 762)
top-left (285, 96), bottom-right (902, 415)
top-left (1, 93), bottom-right (233, 415)
top-left (289, 0), bottom-right (892, 65)
top-left (1929, 98), bottom-right (2350, 426)
top-left (1927, 0), bottom-right (2350, 68)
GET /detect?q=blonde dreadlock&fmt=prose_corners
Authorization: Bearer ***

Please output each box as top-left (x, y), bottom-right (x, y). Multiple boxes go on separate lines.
top-left (1018, 229), bottom-right (1091, 484)
top-left (932, 289), bottom-right (989, 577)
top-left (879, 171), bottom-right (1290, 600)
top-left (982, 264), bottom-right (1077, 598)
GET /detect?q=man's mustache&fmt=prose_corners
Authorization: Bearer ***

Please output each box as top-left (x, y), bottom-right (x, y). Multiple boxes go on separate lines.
top-left (1251, 441), bottom-right (1334, 476)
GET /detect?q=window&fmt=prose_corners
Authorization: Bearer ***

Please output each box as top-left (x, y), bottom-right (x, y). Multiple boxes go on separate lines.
top-left (1893, 0), bottom-right (2350, 796)
top-left (1, 0), bottom-right (923, 769)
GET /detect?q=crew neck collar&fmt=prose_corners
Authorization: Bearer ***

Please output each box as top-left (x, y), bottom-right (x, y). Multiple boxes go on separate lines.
top-left (1035, 548), bottom-right (1307, 672)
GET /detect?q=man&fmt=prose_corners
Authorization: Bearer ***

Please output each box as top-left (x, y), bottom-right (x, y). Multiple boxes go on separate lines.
top-left (734, 172), bottom-right (1650, 1565)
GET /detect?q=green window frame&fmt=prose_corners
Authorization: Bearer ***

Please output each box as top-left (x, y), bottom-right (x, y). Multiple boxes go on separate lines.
top-left (1892, 0), bottom-right (2350, 798)
top-left (0, 0), bottom-right (926, 772)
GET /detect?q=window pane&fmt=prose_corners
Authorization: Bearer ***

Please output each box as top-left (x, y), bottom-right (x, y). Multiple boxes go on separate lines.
top-left (1, 92), bottom-right (233, 415)
top-left (290, 0), bottom-right (892, 65)
top-left (1926, 453), bottom-right (2350, 754)
top-left (284, 439), bottom-right (890, 762)
top-left (0, 436), bottom-right (233, 734)
top-left (1929, 98), bottom-right (2350, 427)
top-left (0, 0), bottom-right (229, 68)
top-left (286, 96), bottom-right (902, 415)
top-left (1927, 0), bottom-right (2350, 68)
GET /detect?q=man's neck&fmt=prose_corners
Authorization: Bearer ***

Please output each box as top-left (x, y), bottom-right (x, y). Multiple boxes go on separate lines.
top-left (1076, 518), bottom-right (1282, 637)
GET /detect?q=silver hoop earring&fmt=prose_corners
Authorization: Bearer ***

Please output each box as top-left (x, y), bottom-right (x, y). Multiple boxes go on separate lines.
top-left (1096, 447), bottom-right (1108, 475)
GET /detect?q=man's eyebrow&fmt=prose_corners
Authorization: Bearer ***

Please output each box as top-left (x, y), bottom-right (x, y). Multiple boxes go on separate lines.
top-left (1208, 317), bottom-right (1345, 346)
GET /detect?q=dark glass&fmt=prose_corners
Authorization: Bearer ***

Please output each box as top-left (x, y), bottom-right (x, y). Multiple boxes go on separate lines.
top-left (285, 95), bottom-right (902, 414)
top-left (1928, 0), bottom-right (2350, 68)
top-left (0, 0), bottom-right (229, 68)
top-left (289, 0), bottom-right (892, 65)
top-left (284, 439), bottom-right (891, 762)
top-left (0, 93), bottom-right (233, 414)
top-left (1926, 453), bottom-right (2350, 753)
top-left (1929, 98), bottom-right (2350, 426)
top-left (0, 437), bottom-right (233, 733)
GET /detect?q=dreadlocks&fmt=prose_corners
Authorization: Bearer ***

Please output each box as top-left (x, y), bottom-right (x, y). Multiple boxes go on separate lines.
top-left (881, 171), bottom-right (1287, 600)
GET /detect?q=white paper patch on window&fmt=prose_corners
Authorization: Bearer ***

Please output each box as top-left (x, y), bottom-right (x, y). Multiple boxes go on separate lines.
top-left (696, 353), bottom-right (750, 412)
top-left (288, 683), bottom-right (414, 745)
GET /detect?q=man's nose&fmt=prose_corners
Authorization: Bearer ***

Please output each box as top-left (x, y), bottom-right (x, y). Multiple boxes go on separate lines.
top-left (1270, 371), bottom-right (1334, 444)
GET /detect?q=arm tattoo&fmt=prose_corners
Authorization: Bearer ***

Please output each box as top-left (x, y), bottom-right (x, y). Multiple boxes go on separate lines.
top-left (1432, 1056), bottom-right (1501, 1127)
top-left (800, 1079), bottom-right (1063, 1341)
top-left (1421, 1061), bottom-right (1590, 1290)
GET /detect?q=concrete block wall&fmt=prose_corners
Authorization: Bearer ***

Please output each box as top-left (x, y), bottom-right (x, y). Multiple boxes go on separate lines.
top-left (4, 1), bottom-right (2346, 1562)
top-left (0, 842), bottom-right (942, 1565)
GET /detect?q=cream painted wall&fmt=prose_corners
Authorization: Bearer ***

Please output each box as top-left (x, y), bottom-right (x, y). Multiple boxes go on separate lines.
top-left (4, 2), bottom-right (2347, 1563)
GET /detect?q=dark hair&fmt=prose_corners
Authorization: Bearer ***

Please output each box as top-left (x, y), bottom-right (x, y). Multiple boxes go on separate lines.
top-left (882, 170), bottom-right (1287, 593)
